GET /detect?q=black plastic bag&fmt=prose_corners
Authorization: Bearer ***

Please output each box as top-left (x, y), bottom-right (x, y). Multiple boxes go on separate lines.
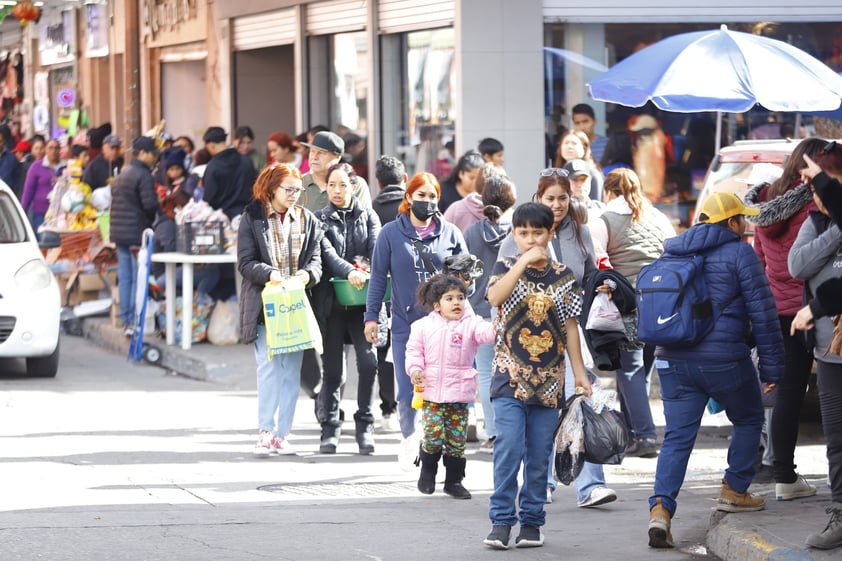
top-left (582, 403), bottom-right (629, 465)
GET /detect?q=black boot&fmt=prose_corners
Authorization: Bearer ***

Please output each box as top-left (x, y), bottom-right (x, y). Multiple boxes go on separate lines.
top-left (354, 418), bottom-right (375, 455)
top-left (319, 425), bottom-right (341, 454)
top-left (443, 456), bottom-right (472, 499)
top-left (416, 447), bottom-right (441, 495)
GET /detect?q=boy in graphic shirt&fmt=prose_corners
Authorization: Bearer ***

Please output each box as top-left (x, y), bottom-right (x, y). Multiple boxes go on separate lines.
top-left (483, 202), bottom-right (592, 550)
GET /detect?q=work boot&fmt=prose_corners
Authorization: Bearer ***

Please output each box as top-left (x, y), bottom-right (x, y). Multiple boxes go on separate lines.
top-left (442, 455), bottom-right (472, 499)
top-left (806, 502), bottom-right (842, 550)
top-left (717, 478), bottom-right (765, 512)
top-left (319, 425), bottom-right (341, 454)
top-left (354, 418), bottom-right (375, 455)
top-left (416, 447), bottom-right (441, 494)
top-left (648, 498), bottom-right (674, 548)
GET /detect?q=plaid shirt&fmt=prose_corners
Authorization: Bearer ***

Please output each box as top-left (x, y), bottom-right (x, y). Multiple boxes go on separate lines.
top-left (264, 202), bottom-right (303, 277)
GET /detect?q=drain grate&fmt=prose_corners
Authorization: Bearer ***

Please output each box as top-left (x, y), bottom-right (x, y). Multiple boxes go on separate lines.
top-left (259, 481), bottom-right (420, 498)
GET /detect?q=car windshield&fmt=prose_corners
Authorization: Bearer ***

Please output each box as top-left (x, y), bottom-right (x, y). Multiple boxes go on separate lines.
top-left (0, 192), bottom-right (29, 243)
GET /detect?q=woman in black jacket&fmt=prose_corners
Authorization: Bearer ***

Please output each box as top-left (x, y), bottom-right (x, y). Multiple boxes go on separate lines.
top-left (238, 163), bottom-right (323, 457)
top-left (313, 162), bottom-right (381, 455)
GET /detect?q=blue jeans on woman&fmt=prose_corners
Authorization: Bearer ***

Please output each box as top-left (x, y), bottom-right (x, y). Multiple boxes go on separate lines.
top-left (117, 244), bottom-right (138, 327)
top-left (475, 343), bottom-right (496, 439)
top-left (254, 324), bottom-right (304, 438)
top-left (616, 347), bottom-right (657, 441)
top-left (391, 321), bottom-right (417, 438)
top-left (547, 353), bottom-right (607, 503)
top-left (490, 397), bottom-right (558, 528)
top-left (649, 356), bottom-right (763, 517)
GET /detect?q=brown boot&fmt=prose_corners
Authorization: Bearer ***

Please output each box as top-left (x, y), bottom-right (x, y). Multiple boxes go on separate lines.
top-left (648, 498), bottom-right (674, 548)
top-left (717, 478), bottom-right (765, 512)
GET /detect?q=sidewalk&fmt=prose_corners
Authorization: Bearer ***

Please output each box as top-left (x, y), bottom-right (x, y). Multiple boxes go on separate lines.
top-left (79, 316), bottom-right (838, 560)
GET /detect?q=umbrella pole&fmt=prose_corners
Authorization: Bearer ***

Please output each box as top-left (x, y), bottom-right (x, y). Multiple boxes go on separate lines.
top-left (715, 111), bottom-right (722, 152)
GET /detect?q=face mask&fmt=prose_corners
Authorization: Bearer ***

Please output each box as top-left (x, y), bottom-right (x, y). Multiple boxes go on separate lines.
top-left (410, 200), bottom-right (437, 221)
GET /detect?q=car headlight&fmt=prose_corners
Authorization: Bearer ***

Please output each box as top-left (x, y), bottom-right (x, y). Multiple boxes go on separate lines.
top-left (15, 259), bottom-right (54, 291)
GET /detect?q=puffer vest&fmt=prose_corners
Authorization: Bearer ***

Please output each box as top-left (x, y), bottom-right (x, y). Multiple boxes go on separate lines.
top-left (601, 211), bottom-right (666, 287)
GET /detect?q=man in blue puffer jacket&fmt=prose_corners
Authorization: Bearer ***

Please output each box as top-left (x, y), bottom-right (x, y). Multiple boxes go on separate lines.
top-left (646, 192), bottom-right (784, 549)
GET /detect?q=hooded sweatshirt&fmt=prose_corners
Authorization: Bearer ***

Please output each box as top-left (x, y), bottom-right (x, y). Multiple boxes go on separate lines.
top-left (444, 192), bottom-right (485, 232)
top-left (745, 180), bottom-right (815, 316)
top-left (364, 213), bottom-right (466, 334)
top-left (654, 223), bottom-right (784, 383)
top-left (202, 147), bottom-right (257, 218)
top-left (464, 218), bottom-right (511, 318)
top-left (372, 184), bottom-right (405, 225)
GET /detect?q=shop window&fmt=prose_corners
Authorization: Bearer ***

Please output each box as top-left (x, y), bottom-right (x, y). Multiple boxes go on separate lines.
top-left (382, 27), bottom-right (455, 179)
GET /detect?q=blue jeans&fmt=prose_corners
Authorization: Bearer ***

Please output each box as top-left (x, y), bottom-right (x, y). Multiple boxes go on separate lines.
top-left (475, 343), bottom-right (495, 439)
top-left (490, 397), bottom-right (558, 528)
top-left (392, 321), bottom-right (417, 438)
top-left (117, 244), bottom-right (138, 327)
top-left (254, 325), bottom-right (304, 438)
top-left (548, 353), bottom-right (607, 502)
top-left (616, 347), bottom-right (657, 440)
top-left (649, 356), bottom-right (763, 516)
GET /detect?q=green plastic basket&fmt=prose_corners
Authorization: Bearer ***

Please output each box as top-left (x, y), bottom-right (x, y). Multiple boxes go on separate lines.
top-left (331, 276), bottom-right (391, 306)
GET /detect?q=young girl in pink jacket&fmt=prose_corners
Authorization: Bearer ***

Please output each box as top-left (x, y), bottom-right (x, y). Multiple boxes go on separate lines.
top-left (406, 274), bottom-right (495, 499)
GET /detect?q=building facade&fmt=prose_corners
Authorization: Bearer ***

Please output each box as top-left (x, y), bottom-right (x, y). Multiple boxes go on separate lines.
top-left (10, 0), bottom-right (842, 193)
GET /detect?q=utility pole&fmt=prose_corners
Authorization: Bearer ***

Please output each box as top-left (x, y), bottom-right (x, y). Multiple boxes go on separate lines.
top-left (124, 0), bottom-right (141, 141)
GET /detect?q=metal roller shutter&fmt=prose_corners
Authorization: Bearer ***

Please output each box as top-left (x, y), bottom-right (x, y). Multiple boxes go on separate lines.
top-left (232, 8), bottom-right (296, 51)
top-left (306, 0), bottom-right (366, 35)
top-left (378, 0), bottom-right (455, 33)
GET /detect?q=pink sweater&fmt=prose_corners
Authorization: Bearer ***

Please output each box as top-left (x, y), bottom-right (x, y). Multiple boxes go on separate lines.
top-left (405, 309), bottom-right (495, 403)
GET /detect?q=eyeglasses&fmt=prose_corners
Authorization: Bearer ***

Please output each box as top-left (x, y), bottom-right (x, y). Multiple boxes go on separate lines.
top-left (539, 168), bottom-right (569, 177)
top-left (281, 186), bottom-right (302, 196)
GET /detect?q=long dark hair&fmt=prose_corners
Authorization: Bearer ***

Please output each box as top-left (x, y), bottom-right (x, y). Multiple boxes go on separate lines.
top-left (767, 137), bottom-right (828, 200)
top-left (533, 172), bottom-right (587, 255)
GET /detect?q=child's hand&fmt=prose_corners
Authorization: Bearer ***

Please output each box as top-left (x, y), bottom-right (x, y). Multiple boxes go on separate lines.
top-left (410, 370), bottom-right (425, 391)
top-left (573, 372), bottom-right (592, 397)
top-left (520, 246), bottom-right (548, 267)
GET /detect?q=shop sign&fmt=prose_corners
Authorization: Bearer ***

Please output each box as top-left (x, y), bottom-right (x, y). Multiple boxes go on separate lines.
top-left (39, 9), bottom-right (76, 66)
top-left (144, 0), bottom-right (199, 38)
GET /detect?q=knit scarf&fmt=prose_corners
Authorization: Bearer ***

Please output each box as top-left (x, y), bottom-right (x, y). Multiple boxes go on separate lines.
top-left (265, 203), bottom-right (302, 277)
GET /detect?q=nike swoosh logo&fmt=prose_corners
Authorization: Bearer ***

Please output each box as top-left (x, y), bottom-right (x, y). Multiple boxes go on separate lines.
top-left (657, 314), bottom-right (678, 325)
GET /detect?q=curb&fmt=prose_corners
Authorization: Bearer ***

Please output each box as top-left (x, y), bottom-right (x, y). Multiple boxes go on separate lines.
top-left (706, 501), bottom-right (836, 561)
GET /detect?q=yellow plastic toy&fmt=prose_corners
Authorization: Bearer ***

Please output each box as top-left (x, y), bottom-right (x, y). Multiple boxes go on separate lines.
top-left (411, 385), bottom-right (424, 409)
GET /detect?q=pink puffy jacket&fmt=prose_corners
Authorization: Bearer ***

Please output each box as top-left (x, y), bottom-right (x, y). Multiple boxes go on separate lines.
top-left (405, 310), bottom-right (495, 404)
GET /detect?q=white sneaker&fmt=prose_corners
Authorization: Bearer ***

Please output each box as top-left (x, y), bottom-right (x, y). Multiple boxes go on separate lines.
top-left (546, 487), bottom-right (554, 504)
top-left (253, 430), bottom-right (273, 458)
top-left (378, 414), bottom-right (400, 433)
top-left (274, 437), bottom-right (297, 456)
top-left (776, 474), bottom-right (817, 501)
top-left (578, 486), bottom-right (618, 508)
top-left (398, 434), bottom-right (419, 472)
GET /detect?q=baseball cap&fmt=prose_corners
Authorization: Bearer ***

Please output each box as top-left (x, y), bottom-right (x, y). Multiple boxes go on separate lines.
top-left (562, 159), bottom-right (590, 178)
top-left (302, 131), bottom-right (344, 155)
top-left (103, 134), bottom-right (122, 147)
top-left (132, 136), bottom-right (159, 155)
top-left (12, 140), bottom-right (30, 153)
top-left (735, 162), bottom-right (783, 185)
top-left (202, 126), bottom-right (228, 144)
top-left (697, 192), bottom-right (760, 223)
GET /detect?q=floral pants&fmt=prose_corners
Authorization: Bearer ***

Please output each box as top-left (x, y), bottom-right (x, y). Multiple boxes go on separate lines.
top-left (420, 401), bottom-right (469, 458)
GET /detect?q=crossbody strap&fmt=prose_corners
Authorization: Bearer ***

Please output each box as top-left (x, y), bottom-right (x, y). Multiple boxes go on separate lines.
top-left (411, 238), bottom-right (439, 274)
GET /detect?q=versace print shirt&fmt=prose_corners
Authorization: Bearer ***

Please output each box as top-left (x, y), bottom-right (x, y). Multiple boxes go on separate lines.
top-left (488, 256), bottom-right (583, 408)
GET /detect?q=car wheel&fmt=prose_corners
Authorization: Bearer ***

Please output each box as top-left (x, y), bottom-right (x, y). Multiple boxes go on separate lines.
top-left (26, 341), bottom-right (60, 378)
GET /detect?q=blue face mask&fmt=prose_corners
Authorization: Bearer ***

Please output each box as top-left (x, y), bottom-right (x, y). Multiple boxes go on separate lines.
top-left (410, 200), bottom-right (438, 221)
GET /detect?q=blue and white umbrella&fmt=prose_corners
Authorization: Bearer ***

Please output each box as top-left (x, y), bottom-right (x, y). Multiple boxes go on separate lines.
top-left (588, 25), bottom-right (842, 148)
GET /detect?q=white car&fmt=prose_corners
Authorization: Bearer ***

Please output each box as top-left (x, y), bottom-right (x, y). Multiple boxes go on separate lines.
top-left (0, 181), bottom-right (61, 377)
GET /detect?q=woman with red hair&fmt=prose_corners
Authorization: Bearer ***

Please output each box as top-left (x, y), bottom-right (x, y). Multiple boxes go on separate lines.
top-left (238, 163), bottom-right (324, 457)
top-left (266, 131), bottom-right (300, 167)
top-left (363, 171), bottom-right (468, 468)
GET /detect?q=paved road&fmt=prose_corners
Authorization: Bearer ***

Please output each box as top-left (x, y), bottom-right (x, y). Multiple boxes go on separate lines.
top-left (0, 335), bottom-right (830, 560)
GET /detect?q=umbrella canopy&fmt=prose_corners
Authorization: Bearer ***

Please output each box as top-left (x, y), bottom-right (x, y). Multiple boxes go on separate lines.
top-left (588, 25), bottom-right (842, 114)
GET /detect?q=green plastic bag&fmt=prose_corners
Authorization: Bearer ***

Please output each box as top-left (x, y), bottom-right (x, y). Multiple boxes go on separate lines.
top-left (261, 279), bottom-right (323, 359)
